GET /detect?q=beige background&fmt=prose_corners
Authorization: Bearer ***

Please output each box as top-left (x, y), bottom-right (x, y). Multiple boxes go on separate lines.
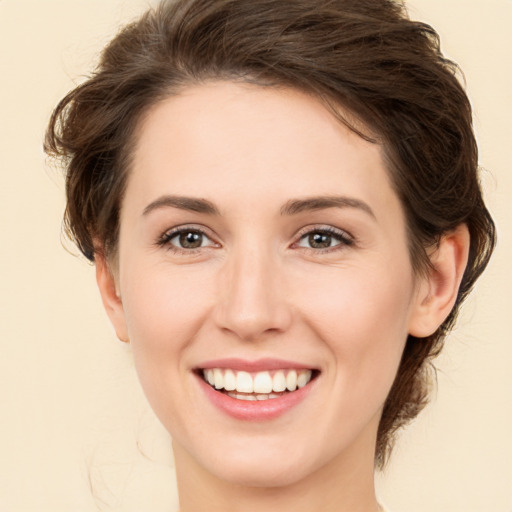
top-left (0, 0), bottom-right (510, 511)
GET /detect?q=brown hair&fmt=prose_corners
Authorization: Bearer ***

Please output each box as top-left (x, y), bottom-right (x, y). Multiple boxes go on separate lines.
top-left (45, 0), bottom-right (495, 467)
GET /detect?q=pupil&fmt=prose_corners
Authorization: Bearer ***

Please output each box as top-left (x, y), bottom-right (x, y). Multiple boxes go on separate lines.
top-left (180, 232), bottom-right (202, 248)
top-left (309, 232), bottom-right (331, 248)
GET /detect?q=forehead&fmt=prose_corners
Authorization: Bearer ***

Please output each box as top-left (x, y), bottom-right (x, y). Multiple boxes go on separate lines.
top-left (126, 81), bottom-right (401, 222)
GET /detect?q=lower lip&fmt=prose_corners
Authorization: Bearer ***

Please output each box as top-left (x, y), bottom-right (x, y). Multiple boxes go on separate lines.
top-left (196, 374), bottom-right (316, 421)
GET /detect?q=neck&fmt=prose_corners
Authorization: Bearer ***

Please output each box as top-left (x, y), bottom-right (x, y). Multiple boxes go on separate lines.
top-left (173, 431), bottom-right (381, 512)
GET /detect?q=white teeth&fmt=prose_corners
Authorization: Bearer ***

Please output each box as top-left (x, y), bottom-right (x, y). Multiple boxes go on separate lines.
top-left (224, 369), bottom-right (236, 391)
top-left (257, 393), bottom-right (280, 400)
top-left (286, 370), bottom-right (298, 391)
top-left (227, 392), bottom-right (257, 401)
top-left (297, 370), bottom-right (312, 388)
top-left (272, 371), bottom-right (287, 392)
top-left (213, 368), bottom-right (223, 389)
top-left (253, 371), bottom-right (273, 394)
top-left (236, 371), bottom-right (254, 393)
top-left (202, 368), bottom-right (314, 396)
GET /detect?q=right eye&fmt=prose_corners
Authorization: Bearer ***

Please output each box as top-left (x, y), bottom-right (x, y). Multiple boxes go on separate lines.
top-left (158, 227), bottom-right (217, 253)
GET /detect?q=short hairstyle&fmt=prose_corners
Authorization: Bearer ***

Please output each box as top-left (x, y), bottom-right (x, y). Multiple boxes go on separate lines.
top-left (45, 0), bottom-right (495, 467)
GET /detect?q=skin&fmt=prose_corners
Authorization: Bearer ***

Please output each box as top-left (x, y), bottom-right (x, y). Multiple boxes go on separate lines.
top-left (96, 82), bottom-right (469, 512)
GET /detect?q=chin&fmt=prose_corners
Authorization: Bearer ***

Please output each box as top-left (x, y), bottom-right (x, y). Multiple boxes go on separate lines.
top-left (187, 435), bottom-right (329, 489)
top-left (211, 458), bottom-right (313, 489)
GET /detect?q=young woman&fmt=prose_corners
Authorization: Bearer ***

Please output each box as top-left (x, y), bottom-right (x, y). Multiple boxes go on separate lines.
top-left (45, 0), bottom-right (495, 510)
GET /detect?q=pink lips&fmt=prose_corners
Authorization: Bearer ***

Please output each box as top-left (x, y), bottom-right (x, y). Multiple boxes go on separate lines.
top-left (195, 358), bottom-right (318, 421)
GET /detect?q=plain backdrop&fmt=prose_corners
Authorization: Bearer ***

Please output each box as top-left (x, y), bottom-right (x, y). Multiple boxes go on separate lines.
top-left (0, 1), bottom-right (510, 511)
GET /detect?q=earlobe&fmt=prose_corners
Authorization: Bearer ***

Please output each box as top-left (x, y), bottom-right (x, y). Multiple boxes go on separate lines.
top-left (408, 224), bottom-right (470, 338)
top-left (95, 253), bottom-right (129, 343)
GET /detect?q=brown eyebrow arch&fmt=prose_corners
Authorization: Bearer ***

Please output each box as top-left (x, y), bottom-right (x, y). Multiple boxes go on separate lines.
top-left (143, 195), bottom-right (221, 216)
top-left (280, 195), bottom-right (376, 219)
top-left (142, 194), bottom-right (375, 220)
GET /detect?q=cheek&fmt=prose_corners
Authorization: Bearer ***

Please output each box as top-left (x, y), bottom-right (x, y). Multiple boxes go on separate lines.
top-left (119, 262), bottom-right (214, 404)
top-left (122, 261), bottom-right (212, 344)
top-left (296, 262), bottom-right (414, 398)
top-left (117, 265), bottom-right (216, 440)
top-left (296, 257), bottom-right (414, 337)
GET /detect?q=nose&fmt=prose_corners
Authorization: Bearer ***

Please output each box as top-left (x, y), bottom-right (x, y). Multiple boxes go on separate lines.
top-left (213, 243), bottom-right (292, 342)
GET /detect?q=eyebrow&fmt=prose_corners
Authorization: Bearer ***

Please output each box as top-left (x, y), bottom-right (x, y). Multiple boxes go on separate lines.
top-left (142, 194), bottom-right (375, 220)
top-left (143, 195), bottom-right (220, 216)
top-left (280, 196), bottom-right (376, 219)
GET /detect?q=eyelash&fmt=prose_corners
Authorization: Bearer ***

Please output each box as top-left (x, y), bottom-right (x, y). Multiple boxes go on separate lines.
top-left (156, 225), bottom-right (354, 255)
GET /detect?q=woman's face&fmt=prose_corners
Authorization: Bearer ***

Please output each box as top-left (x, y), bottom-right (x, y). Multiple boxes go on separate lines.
top-left (104, 82), bottom-right (427, 487)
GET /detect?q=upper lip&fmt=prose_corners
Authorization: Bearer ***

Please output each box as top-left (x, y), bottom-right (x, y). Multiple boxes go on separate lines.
top-left (196, 357), bottom-right (318, 372)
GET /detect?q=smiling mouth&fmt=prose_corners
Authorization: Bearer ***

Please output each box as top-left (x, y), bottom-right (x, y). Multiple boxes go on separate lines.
top-left (199, 368), bottom-right (318, 401)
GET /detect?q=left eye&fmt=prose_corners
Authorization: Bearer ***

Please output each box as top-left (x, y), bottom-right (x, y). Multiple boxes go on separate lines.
top-left (296, 230), bottom-right (351, 250)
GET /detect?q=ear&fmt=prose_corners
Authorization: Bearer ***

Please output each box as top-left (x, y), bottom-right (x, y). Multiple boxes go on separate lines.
top-left (95, 253), bottom-right (129, 343)
top-left (408, 224), bottom-right (470, 338)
